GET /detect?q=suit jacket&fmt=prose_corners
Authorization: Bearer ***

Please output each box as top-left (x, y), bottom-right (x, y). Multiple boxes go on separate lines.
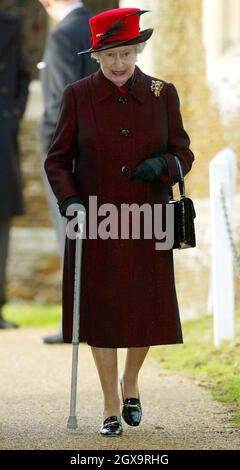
top-left (0, 9), bottom-right (30, 219)
top-left (45, 67), bottom-right (195, 347)
top-left (38, 6), bottom-right (98, 156)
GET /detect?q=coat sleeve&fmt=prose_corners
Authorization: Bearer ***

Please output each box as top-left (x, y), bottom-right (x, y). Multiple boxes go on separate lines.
top-left (47, 28), bottom-right (84, 93)
top-left (160, 82), bottom-right (194, 186)
top-left (44, 84), bottom-right (80, 204)
top-left (38, 28), bottom-right (85, 155)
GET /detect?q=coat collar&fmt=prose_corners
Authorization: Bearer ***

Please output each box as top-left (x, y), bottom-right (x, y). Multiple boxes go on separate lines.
top-left (92, 66), bottom-right (148, 104)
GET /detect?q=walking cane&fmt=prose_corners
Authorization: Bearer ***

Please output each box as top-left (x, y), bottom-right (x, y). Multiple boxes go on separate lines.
top-left (67, 210), bottom-right (85, 429)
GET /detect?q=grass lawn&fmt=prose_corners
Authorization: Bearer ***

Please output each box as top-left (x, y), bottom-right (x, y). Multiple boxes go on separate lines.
top-left (151, 313), bottom-right (240, 426)
top-left (3, 303), bottom-right (61, 327)
top-left (4, 304), bottom-right (240, 426)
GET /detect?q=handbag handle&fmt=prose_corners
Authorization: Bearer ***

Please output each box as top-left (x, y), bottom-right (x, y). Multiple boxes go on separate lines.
top-left (168, 155), bottom-right (186, 200)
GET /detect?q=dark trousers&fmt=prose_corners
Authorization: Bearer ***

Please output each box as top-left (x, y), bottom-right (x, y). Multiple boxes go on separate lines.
top-left (0, 219), bottom-right (11, 307)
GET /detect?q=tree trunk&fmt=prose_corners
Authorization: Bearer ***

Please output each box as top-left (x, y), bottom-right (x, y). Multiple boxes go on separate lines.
top-left (152, 0), bottom-right (226, 198)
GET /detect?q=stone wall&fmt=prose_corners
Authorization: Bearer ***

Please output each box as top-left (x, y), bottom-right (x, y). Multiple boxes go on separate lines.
top-left (150, 0), bottom-right (240, 315)
top-left (151, 0), bottom-right (229, 198)
top-left (7, 85), bottom-right (61, 303)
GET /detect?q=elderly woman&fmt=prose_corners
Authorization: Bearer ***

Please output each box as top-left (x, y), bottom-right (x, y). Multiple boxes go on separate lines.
top-left (45, 7), bottom-right (194, 437)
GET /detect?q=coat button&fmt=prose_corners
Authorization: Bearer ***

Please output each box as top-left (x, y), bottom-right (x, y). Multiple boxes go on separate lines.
top-left (121, 165), bottom-right (129, 173)
top-left (0, 63), bottom-right (6, 71)
top-left (121, 129), bottom-right (130, 137)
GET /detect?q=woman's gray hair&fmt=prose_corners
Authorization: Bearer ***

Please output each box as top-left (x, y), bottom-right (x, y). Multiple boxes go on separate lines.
top-left (136, 42), bottom-right (146, 53)
top-left (91, 42), bottom-right (146, 61)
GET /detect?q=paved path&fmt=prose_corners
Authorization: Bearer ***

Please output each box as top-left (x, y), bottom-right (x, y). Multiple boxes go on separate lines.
top-left (0, 328), bottom-right (239, 450)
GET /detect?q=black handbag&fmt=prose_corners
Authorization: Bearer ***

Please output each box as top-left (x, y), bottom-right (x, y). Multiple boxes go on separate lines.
top-left (168, 156), bottom-right (196, 249)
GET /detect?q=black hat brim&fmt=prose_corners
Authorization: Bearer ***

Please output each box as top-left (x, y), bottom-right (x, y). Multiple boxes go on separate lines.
top-left (77, 28), bottom-right (153, 55)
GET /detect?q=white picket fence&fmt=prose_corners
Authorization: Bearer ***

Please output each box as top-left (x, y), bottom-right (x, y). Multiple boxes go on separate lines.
top-left (209, 148), bottom-right (237, 347)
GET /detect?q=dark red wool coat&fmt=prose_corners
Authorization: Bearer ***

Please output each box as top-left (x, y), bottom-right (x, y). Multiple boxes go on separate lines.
top-left (45, 66), bottom-right (194, 347)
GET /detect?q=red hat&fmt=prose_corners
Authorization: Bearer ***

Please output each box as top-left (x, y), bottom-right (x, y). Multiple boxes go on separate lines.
top-left (78, 8), bottom-right (153, 55)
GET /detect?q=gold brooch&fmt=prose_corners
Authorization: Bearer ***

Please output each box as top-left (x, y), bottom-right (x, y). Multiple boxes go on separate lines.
top-left (151, 80), bottom-right (164, 97)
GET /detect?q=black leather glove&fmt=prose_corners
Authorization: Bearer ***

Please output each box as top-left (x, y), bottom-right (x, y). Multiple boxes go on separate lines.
top-left (59, 196), bottom-right (84, 219)
top-left (131, 156), bottom-right (168, 183)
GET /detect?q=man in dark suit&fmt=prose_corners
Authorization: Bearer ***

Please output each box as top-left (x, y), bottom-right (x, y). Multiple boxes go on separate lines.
top-left (0, 9), bottom-right (30, 329)
top-left (38, 0), bottom-right (98, 343)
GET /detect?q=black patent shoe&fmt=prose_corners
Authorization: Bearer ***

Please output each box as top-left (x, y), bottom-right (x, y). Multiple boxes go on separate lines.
top-left (120, 381), bottom-right (142, 427)
top-left (42, 333), bottom-right (64, 344)
top-left (100, 416), bottom-right (122, 437)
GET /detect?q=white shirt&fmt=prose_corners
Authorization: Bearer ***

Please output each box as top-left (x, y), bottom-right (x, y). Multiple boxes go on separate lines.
top-left (60, 2), bottom-right (83, 21)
